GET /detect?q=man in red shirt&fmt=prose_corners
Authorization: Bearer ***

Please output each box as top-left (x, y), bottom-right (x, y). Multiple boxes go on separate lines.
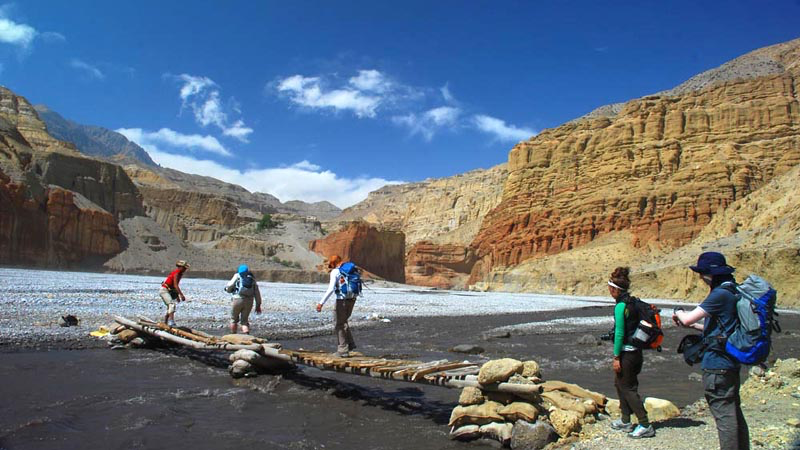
top-left (160, 260), bottom-right (189, 327)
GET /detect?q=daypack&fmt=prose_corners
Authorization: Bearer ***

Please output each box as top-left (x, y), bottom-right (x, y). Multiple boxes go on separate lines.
top-left (628, 297), bottom-right (664, 351)
top-left (236, 271), bottom-right (256, 297)
top-left (722, 275), bottom-right (780, 365)
top-left (335, 262), bottom-right (362, 300)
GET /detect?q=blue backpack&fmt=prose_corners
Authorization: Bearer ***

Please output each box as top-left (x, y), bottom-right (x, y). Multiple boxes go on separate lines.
top-left (723, 275), bottom-right (780, 365)
top-left (336, 262), bottom-right (362, 300)
top-left (237, 271), bottom-right (256, 297)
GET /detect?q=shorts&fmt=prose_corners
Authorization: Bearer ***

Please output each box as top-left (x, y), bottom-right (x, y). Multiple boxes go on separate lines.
top-left (159, 287), bottom-right (177, 314)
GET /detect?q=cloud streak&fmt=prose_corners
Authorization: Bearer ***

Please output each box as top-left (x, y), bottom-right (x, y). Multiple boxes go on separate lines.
top-left (472, 114), bottom-right (535, 142)
top-left (173, 74), bottom-right (254, 142)
top-left (117, 127), bottom-right (231, 157)
top-left (277, 74), bottom-right (382, 118)
top-left (392, 106), bottom-right (461, 141)
top-left (69, 58), bottom-right (105, 80)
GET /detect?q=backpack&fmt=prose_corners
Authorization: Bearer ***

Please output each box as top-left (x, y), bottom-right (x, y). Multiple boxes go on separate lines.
top-left (236, 271), bottom-right (256, 297)
top-left (722, 275), bottom-right (780, 365)
top-left (628, 297), bottom-right (664, 351)
top-left (335, 262), bottom-right (362, 300)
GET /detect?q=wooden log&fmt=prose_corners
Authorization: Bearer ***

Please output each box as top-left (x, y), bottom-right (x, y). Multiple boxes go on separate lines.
top-left (154, 322), bottom-right (218, 345)
top-left (444, 379), bottom-right (543, 397)
top-left (541, 380), bottom-right (607, 406)
top-left (411, 362), bottom-right (476, 381)
top-left (114, 316), bottom-right (263, 352)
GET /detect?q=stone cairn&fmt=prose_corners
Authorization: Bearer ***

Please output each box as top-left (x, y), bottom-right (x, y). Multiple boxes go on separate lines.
top-left (449, 358), bottom-right (607, 449)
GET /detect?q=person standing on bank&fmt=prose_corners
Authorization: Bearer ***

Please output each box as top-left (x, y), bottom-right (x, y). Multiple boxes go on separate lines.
top-left (224, 264), bottom-right (262, 334)
top-left (315, 255), bottom-right (356, 357)
top-left (607, 267), bottom-right (655, 439)
top-left (673, 252), bottom-right (749, 450)
top-left (160, 260), bottom-right (189, 327)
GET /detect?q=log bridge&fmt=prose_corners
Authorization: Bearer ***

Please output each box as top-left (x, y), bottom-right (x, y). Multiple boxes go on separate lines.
top-left (113, 316), bottom-right (543, 398)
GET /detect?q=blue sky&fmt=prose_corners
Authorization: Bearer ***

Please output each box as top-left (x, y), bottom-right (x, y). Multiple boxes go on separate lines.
top-left (1, 1), bottom-right (798, 207)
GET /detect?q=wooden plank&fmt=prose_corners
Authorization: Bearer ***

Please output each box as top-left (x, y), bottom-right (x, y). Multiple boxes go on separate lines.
top-left (411, 362), bottom-right (476, 381)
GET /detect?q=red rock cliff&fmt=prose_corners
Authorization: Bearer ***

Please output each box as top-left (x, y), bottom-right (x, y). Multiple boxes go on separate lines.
top-left (309, 222), bottom-right (405, 283)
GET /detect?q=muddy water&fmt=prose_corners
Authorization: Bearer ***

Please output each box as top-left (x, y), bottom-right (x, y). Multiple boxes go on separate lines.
top-left (1, 305), bottom-right (797, 450)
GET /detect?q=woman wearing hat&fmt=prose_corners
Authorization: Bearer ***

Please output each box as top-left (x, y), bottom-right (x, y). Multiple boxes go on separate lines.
top-left (315, 255), bottom-right (356, 357)
top-left (160, 260), bottom-right (189, 327)
top-left (673, 252), bottom-right (749, 450)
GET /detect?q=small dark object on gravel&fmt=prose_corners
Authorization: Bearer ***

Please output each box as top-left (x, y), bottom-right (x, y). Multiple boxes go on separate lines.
top-left (59, 315), bottom-right (79, 327)
top-left (450, 344), bottom-right (485, 354)
top-left (577, 334), bottom-right (602, 346)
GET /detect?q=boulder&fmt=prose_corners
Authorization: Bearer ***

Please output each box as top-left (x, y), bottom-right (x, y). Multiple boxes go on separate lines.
top-left (222, 334), bottom-right (263, 345)
top-left (510, 420), bottom-right (559, 450)
top-left (449, 424), bottom-right (481, 441)
top-left (521, 360), bottom-right (541, 378)
top-left (479, 422), bottom-right (513, 445)
top-left (773, 358), bottom-right (800, 379)
top-left (478, 358), bottom-right (524, 385)
top-left (448, 401), bottom-right (504, 428)
top-left (499, 402), bottom-right (539, 423)
top-left (458, 387), bottom-right (485, 406)
top-left (605, 398), bottom-right (620, 416)
top-left (548, 408), bottom-right (582, 437)
top-left (229, 359), bottom-right (256, 378)
top-left (577, 334), bottom-right (601, 346)
top-left (450, 344), bottom-right (485, 354)
top-left (643, 397), bottom-right (680, 422)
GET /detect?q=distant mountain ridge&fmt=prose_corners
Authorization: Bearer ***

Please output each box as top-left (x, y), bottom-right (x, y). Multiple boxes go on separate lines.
top-left (34, 104), bottom-right (157, 166)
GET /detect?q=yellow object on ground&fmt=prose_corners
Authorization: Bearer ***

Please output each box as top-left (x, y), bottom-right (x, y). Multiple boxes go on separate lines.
top-left (89, 326), bottom-right (109, 337)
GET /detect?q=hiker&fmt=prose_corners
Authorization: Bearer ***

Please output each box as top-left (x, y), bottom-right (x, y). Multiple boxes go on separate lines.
top-left (673, 252), bottom-right (750, 450)
top-left (315, 255), bottom-right (357, 357)
top-left (607, 267), bottom-right (655, 439)
top-left (160, 260), bottom-right (189, 327)
top-left (224, 264), bottom-right (262, 334)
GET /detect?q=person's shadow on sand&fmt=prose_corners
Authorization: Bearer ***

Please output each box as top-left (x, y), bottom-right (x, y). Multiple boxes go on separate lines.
top-left (655, 417), bottom-right (707, 429)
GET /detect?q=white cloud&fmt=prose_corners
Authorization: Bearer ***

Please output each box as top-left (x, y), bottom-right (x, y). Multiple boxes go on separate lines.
top-left (0, 12), bottom-right (36, 48)
top-left (472, 114), bottom-right (535, 142)
top-left (348, 69), bottom-right (391, 93)
top-left (393, 106), bottom-right (461, 141)
top-left (173, 73), bottom-right (253, 142)
top-left (69, 58), bottom-right (105, 80)
top-left (117, 127), bottom-right (231, 157)
top-left (441, 83), bottom-right (455, 103)
top-left (129, 140), bottom-right (399, 208)
top-left (40, 31), bottom-right (65, 42)
top-left (277, 74), bottom-right (381, 118)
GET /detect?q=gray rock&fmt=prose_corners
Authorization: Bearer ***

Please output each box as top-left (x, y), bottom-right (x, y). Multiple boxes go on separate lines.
top-left (450, 344), bottom-right (485, 354)
top-left (688, 372), bottom-right (703, 382)
top-left (577, 334), bottom-right (601, 346)
top-left (749, 365), bottom-right (766, 378)
top-left (483, 330), bottom-right (511, 340)
top-left (510, 420), bottom-right (558, 449)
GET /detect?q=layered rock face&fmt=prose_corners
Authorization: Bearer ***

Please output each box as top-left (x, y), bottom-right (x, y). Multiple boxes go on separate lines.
top-left (309, 222), bottom-right (405, 283)
top-left (469, 53), bottom-right (800, 285)
top-left (0, 89), bottom-right (133, 266)
top-left (334, 166), bottom-right (506, 287)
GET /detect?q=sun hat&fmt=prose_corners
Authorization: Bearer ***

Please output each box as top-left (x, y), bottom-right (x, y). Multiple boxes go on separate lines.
top-left (238, 264), bottom-right (249, 274)
top-left (327, 255), bottom-right (342, 269)
top-left (176, 260), bottom-right (190, 268)
top-left (689, 252), bottom-right (735, 275)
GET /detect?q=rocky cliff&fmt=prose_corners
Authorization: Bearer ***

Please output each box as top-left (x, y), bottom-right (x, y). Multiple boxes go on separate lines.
top-left (468, 38), bottom-right (800, 288)
top-left (309, 222), bottom-right (406, 283)
top-left (0, 87), bottom-right (136, 267)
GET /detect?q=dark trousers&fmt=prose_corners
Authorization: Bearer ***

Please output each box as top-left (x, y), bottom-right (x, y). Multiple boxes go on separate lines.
top-left (704, 369), bottom-right (750, 450)
top-left (334, 298), bottom-right (356, 353)
top-left (614, 350), bottom-right (649, 426)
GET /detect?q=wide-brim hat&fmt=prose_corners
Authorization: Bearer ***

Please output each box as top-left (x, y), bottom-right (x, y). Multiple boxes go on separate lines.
top-left (689, 252), bottom-right (734, 275)
top-left (176, 260), bottom-right (190, 268)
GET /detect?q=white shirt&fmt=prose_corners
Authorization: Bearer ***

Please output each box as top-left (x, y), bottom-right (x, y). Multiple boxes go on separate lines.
top-left (318, 268), bottom-right (342, 306)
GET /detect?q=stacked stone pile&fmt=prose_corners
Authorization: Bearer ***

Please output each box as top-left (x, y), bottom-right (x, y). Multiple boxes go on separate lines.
top-left (449, 358), bottom-right (608, 448)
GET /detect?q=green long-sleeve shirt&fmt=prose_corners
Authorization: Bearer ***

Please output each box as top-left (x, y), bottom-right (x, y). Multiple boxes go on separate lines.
top-left (613, 301), bottom-right (637, 356)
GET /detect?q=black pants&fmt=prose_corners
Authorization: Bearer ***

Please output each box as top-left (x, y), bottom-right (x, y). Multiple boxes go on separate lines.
top-left (704, 369), bottom-right (749, 450)
top-left (614, 350), bottom-right (649, 426)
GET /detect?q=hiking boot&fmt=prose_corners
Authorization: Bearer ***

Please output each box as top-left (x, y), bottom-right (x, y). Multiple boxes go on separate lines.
top-left (628, 424), bottom-right (655, 439)
top-left (610, 419), bottom-right (634, 432)
top-left (334, 351), bottom-right (350, 358)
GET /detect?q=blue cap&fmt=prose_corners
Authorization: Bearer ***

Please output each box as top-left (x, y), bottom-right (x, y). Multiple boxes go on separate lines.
top-left (238, 264), bottom-right (249, 274)
top-left (689, 252), bottom-right (735, 275)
